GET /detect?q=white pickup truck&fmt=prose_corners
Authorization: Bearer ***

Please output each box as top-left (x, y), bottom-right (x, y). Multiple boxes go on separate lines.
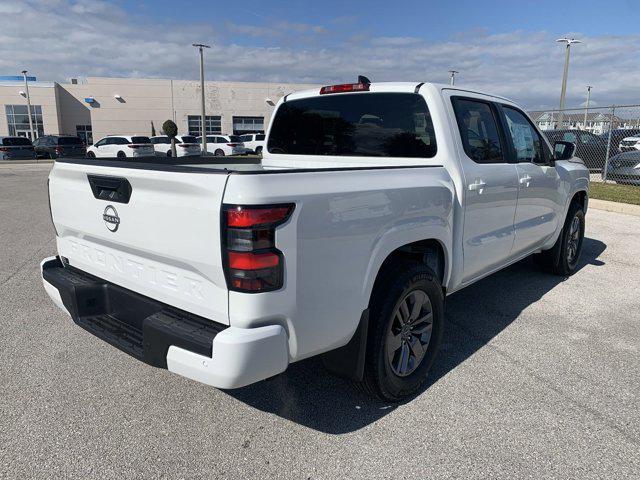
top-left (41, 81), bottom-right (589, 401)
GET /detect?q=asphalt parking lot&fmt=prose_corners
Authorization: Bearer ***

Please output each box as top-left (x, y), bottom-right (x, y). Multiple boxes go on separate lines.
top-left (1, 163), bottom-right (639, 479)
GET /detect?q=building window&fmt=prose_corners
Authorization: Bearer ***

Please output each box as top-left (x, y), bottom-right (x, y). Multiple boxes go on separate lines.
top-left (232, 116), bottom-right (264, 135)
top-left (5, 105), bottom-right (44, 139)
top-left (188, 115), bottom-right (221, 136)
top-left (76, 125), bottom-right (93, 145)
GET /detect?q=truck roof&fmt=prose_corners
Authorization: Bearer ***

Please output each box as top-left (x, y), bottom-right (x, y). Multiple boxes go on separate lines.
top-left (284, 81), bottom-right (515, 104)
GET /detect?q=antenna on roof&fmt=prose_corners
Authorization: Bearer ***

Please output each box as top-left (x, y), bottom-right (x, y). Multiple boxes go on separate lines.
top-left (358, 75), bottom-right (371, 85)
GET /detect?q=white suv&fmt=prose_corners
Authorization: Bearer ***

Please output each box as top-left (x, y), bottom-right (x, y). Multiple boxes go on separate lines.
top-left (239, 133), bottom-right (266, 155)
top-left (150, 135), bottom-right (201, 157)
top-left (87, 136), bottom-right (155, 158)
top-left (197, 135), bottom-right (249, 156)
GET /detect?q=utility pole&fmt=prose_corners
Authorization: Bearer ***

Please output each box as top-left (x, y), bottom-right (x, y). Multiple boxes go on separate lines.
top-left (556, 38), bottom-right (582, 129)
top-left (448, 70), bottom-right (459, 86)
top-left (21, 70), bottom-right (35, 140)
top-left (192, 43), bottom-right (210, 155)
top-left (583, 85), bottom-right (592, 131)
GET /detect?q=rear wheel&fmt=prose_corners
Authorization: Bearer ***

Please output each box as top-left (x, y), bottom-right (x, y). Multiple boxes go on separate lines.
top-left (117, 151), bottom-right (126, 159)
top-left (362, 260), bottom-right (444, 402)
top-left (166, 150), bottom-right (172, 157)
top-left (535, 201), bottom-right (585, 276)
top-left (214, 149), bottom-right (225, 156)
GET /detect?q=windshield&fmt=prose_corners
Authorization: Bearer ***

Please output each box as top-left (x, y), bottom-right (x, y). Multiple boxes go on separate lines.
top-left (131, 136), bottom-right (151, 144)
top-left (268, 92), bottom-right (437, 158)
top-left (59, 137), bottom-right (83, 145)
top-left (2, 137), bottom-right (32, 146)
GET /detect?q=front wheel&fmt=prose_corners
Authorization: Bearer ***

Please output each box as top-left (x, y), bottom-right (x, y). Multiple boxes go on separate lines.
top-left (536, 201), bottom-right (585, 276)
top-left (362, 261), bottom-right (444, 402)
top-left (86, 151), bottom-right (95, 158)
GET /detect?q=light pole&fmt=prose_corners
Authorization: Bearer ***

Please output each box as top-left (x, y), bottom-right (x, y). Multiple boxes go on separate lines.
top-left (448, 70), bottom-right (459, 86)
top-left (556, 38), bottom-right (582, 128)
top-left (583, 85), bottom-right (592, 131)
top-left (192, 43), bottom-right (210, 155)
top-left (21, 70), bottom-right (35, 140)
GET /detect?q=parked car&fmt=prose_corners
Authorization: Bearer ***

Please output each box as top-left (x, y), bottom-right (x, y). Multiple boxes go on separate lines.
top-left (197, 135), bottom-right (249, 156)
top-left (604, 151), bottom-right (640, 185)
top-left (0, 136), bottom-right (36, 160)
top-left (86, 135), bottom-right (155, 158)
top-left (42, 81), bottom-right (589, 402)
top-left (600, 128), bottom-right (640, 155)
top-left (543, 129), bottom-right (608, 171)
top-left (618, 134), bottom-right (640, 152)
top-left (150, 135), bottom-right (201, 157)
top-left (33, 135), bottom-right (86, 159)
top-left (238, 133), bottom-right (266, 154)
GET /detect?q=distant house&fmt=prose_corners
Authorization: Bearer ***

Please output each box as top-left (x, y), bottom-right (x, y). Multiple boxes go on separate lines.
top-left (528, 111), bottom-right (636, 134)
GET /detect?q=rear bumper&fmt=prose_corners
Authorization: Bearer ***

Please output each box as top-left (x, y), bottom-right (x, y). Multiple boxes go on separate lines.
top-left (40, 256), bottom-right (289, 389)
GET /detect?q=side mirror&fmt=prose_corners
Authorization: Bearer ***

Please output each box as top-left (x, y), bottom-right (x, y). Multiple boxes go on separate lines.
top-left (553, 141), bottom-right (576, 161)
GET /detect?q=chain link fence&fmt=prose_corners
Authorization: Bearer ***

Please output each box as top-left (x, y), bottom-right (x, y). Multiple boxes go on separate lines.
top-left (528, 104), bottom-right (640, 186)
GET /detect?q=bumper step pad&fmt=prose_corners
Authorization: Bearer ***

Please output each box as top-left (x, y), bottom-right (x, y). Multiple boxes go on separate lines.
top-left (42, 257), bottom-right (226, 368)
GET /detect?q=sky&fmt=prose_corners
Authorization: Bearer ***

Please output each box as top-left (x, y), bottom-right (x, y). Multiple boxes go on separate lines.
top-left (1, 0), bottom-right (639, 109)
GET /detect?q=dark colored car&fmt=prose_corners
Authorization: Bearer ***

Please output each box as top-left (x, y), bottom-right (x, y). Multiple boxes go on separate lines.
top-left (33, 135), bottom-right (86, 159)
top-left (543, 129), bottom-right (608, 171)
top-left (604, 151), bottom-right (640, 185)
top-left (0, 136), bottom-right (37, 160)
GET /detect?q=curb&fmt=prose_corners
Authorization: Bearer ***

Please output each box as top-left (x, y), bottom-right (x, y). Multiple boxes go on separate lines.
top-left (0, 160), bottom-right (54, 165)
top-left (589, 198), bottom-right (640, 217)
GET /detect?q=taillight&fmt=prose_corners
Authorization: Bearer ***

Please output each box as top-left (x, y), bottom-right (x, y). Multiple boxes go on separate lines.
top-left (0, 147), bottom-right (9, 152)
top-left (227, 143), bottom-right (238, 147)
top-left (54, 146), bottom-right (63, 153)
top-left (319, 83), bottom-right (370, 94)
top-left (127, 144), bottom-right (142, 148)
top-left (222, 204), bottom-right (294, 293)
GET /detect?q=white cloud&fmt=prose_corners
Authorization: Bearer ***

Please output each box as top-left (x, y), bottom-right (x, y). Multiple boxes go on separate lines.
top-left (2, 0), bottom-right (639, 108)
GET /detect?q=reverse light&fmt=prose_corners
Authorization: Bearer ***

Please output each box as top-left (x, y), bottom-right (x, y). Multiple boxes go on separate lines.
top-left (222, 204), bottom-right (294, 293)
top-left (319, 83), bottom-right (370, 95)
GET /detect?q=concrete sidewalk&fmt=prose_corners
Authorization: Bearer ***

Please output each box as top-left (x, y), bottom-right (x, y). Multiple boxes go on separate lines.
top-left (590, 198), bottom-right (640, 217)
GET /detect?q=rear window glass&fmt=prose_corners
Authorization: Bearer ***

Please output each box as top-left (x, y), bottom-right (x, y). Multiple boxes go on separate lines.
top-left (228, 135), bottom-right (242, 142)
top-left (268, 93), bottom-right (437, 158)
top-left (256, 134), bottom-right (265, 141)
top-left (2, 137), bottom-right (32, 146)
top-left (131, 136), bottom-right (151, 144)
top-left (180, 136), bottom-right (198, 143)
top-left (58, 137), bottom-right (83, 145)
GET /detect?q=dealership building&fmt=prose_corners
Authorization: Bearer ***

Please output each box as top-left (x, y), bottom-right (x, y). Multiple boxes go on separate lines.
top-left (0, 76), bottom-right (318, 144)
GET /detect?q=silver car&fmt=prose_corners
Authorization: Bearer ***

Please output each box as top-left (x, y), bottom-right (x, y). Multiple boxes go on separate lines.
top-left (604, 151), bottom-right (640, 185)
top-left (0, 136), bottom-right (37, 160)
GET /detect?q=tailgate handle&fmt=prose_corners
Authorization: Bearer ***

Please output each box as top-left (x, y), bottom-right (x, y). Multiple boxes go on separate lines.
top-left (87, 175), bottom-right (132, 204)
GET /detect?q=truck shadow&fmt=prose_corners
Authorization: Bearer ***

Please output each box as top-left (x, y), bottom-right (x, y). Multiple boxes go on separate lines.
top-left (225, 237), bottom-right (606, 434)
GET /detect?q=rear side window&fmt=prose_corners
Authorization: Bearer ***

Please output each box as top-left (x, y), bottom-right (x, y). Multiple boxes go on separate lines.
top-left (131, 136), bottom-right (150, 144)
top-left (58, 137), bottom-right (82, 145)
top-left (256, 134), bottom-right (265, 141)
top-left (452, 98), bottom-right (504, 164)
top-left (268, 93), bottom-right (437, 158)
top-left (3, 137), bottom-right (32, 146)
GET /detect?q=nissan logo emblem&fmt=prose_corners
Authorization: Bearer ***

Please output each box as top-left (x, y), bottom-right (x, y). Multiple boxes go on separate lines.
top-left (103, 205), bottom-right (120, 232)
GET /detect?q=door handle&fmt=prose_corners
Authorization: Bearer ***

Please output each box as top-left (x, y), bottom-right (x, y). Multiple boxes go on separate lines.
top-left (468, 179), bottom-right (487, 194)
top-left (519, 174), bottom-right (532, 187)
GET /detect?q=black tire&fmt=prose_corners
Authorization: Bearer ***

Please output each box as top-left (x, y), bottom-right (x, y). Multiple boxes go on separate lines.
top-left (214, 149), bottom-right (225, 156)
top-left (86, 151), bottom-right (95, 158)
top-left (166, 150), bottom-right (172, 157)
top-left (256, 146), bottom-right (263, 155)
top-left (362, 260), bottom-right (444, 402)
top-left (117, 151), bottom-right (126, 159)
top-left (535, 201), bottom-right (585, 276)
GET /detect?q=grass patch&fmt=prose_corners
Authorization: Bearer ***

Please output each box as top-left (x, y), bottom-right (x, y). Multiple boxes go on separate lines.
top-left (590, 182), bottom-right (640, 206)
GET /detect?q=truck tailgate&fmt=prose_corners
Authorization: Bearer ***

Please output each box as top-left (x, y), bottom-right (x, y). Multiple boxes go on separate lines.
top-left (48, 161), bottom-right (230, 324)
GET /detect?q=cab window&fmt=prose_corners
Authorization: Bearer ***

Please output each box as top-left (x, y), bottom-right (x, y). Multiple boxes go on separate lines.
top-left (502, 106), bottom-right (545, 163)
top-left (452, 97), bottom-right (504, 163)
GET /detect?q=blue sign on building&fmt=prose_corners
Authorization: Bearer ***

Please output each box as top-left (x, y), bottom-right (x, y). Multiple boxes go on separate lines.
top-left (0, 75), bottom-right (37, 81)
